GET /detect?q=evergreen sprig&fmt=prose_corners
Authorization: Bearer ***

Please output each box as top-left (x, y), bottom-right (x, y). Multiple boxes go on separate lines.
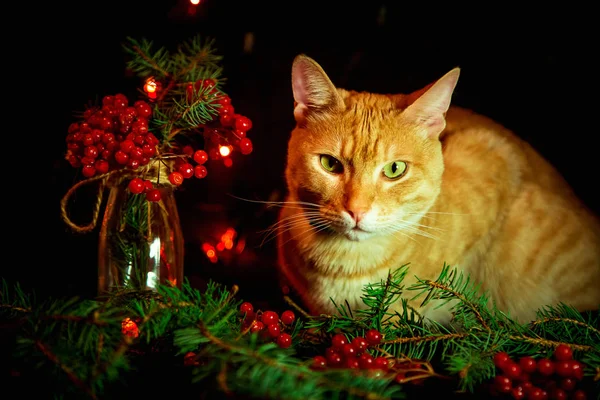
top-left (2, 264), bottom-right (599, 399)
top-left (121, 34), bottom-right (225, 141)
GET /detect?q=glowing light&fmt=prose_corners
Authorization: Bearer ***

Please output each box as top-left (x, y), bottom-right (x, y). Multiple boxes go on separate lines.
top-left (223, 157), bottom-right (233, 167)
top-left (121, 318), bottom-right (139, 338)
top-left (190, 0), bottom-right (200, 4)
top-left (206, 249), bottom-right (215, 258)
top-left (144, 77), bottom-right (157, 93)
top-left (219, 145), bottom-right (232, 157)
top-left (216, 242), bottom-right (225, 252)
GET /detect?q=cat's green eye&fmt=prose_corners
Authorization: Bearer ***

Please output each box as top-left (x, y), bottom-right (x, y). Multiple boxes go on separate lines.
top-left (382, 161), bottom-right (407, 179)
top-left (320, 154), bottom-right (343, 173)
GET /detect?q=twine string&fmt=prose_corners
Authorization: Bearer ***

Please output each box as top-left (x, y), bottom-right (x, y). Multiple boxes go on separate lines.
top-left (59, 159), bottom-right (177, 234)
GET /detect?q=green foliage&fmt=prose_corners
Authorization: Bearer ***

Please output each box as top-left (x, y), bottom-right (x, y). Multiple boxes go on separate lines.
top-left (122, 34), bottom-right (226, 142)
top-left (2, 264), bottom-right (599, 399)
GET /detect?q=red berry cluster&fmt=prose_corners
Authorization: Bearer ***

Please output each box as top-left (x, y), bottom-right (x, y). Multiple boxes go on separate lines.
top-left (238, 302), bottom-right (295, 349)
top-left (65, 94), bottom-right (157, 178)
top-left (65, 81), bottom-right (254, 203)
top-left (185, 78), bottom-right (254, 157)
top-left (310, 330), bottom-right (390, 371)
top-left (491, 344), bottom-right (589, 399)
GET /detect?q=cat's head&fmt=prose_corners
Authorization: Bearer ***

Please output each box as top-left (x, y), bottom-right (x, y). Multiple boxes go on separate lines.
top-left (285, 55), bottom-right (460, 242)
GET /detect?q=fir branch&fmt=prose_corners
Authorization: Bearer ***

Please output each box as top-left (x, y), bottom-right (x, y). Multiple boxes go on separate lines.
top-left (408, 263), bottom-right (490, 330)
top-left (35, 340), bottom-right (97, 400)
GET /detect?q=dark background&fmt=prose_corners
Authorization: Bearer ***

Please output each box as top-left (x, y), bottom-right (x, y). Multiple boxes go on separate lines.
top-left (12, 1), bottom-right (599, 308)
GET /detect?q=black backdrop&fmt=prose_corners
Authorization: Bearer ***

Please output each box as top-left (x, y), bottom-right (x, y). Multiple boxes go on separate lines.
top-left (13, 1), bottom-right (599, 308)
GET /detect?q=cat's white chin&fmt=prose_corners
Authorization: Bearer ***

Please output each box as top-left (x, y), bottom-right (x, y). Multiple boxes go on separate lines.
top-left (343, 228), bottom-right (373, 242)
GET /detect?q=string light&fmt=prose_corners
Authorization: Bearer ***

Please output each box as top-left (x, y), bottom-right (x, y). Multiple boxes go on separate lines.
top-left (219, 145), bottom-right (232, 157)
top-left (190, 0), bottom-right (201, 4)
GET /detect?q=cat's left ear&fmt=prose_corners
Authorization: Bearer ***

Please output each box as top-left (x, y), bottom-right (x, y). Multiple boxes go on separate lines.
top-left (403, 67), bottom-right (460, 138)
top-left (291, 54), bottom-right (344, 125)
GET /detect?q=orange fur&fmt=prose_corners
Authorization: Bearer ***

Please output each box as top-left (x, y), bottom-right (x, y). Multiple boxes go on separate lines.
top-left (276, 54), bottom-right (600, 324)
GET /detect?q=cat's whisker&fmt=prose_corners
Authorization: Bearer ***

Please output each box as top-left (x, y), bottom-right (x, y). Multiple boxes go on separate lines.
top-left (228, 194), bottom-right (322, 210)
top-left (392, 220), bottom-right (442, 241)
top-left (261, 212), bottom-right (330, 248)
top-left (276, 219), bottom-right (332, 250)
top-left (257, 212), bottom-right (321, 235)
top-left (381, 225), bottom-right (423, 246)
top-left (296, 222), bottom-right (333, 247)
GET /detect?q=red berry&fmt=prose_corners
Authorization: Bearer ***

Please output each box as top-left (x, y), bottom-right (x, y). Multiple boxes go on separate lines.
top-left (365, 329), bottom-right (382, 346)
top-left (82, 164), bottom-right (96, 178)
top-left (351, 337), bottom-right (368, 353)
top-left (234, 115), bottom-right (252, 132)
top-left (238, 137), bottom-right (253, 155)
top-left (94, 159), bottom-right (109, 174)
top-left (280, 310), bottom-right (295, 325)
top-left (325, 349), bottom-right (343, 367)
top-left (358, 353), bottom-right (374, 369)
top-left (570, 361), bottom-right (584, 380)
top-left (345, 357), bottom-right (360, 369)
top-left (341, 343), bottom-right (357, 359)
top-left (239, 302), bottom-right (253, 315)
top-left (168, 171), bottom-right (184, 186)
top-left (311, 355), bottom-right (327, 370)
top-left (494, 375), bottom-right (512, 393)
top-left (114, 150), bottom-right (129, 165)
top-left (519, 356), bottom-right (537, 374)
top-left (537, 358), bottom-right (554, 376)
top-left (177, 163), bottom-right (194, 179)
top-left (511, 387), bottom-right (526, 400)
top-left (527, 387), bottom-right (547, 400)
top-left (194, 165), bottom-right (208, 179)
top-left (143, 180), bottom-right (153, 192)
top-left (267, 323), bottom-right (281, 338)
top-left (193, 150), bottom-right (208, 165)
top-left (571, 390), bottom-right (587, 400)
top-left (373, 357), bottom-right (389, 371)
top-left (555, 360), bottom-right (572, 377)
top-left (549, 388), bottom-right (568, 400)
top-left (250, 321), bottom-right (264, 334)
top-left (261, 311), bottom-right (278, 326)
top-left (276, 333), bottom-right (292, 348)
top-left (128, 178), bottom-right (145, 194)
top-left (553, 344), bottom-right (573, 361)
top-left (331, 333), bottom-right (347, 349)
top-left (146, 188), bottom-right (161, 202)
top-left (559, 377), bottom-right (576, 391)
top-left (494, 352), bottom-right (512, 370)
top-left (504, 361), bottom-right (523, 380)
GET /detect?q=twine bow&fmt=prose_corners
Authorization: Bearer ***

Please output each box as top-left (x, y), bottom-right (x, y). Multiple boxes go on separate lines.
top-left (60, 160), bottom-right (176, 234)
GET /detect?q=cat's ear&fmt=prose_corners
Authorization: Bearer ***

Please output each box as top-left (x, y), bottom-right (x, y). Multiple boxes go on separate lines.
top-left (403, 67), bottom-right (460, 138)
top-left (291, 54), bottom-right (344, 124)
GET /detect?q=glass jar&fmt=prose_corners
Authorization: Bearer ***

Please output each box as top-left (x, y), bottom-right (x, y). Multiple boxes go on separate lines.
top-left (97, 178), bottom-right (184, 296)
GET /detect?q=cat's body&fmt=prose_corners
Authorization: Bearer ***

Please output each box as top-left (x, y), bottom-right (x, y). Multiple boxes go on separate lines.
top-left (276, 55), bottom-right (600, 324)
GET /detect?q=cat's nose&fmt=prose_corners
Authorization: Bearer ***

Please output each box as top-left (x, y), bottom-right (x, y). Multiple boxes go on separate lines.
top-left (347, 209), bottom-right (367, 224)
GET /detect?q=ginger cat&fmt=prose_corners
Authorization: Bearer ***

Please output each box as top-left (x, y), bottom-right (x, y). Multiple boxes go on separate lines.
top-left (275, 54), bottom-right (600, 324)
